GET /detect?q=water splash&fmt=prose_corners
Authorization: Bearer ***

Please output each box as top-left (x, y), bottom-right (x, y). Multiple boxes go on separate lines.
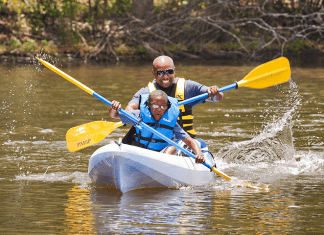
top-left (211, 79), bottom-right (310, 189)
top-left (33, 52), bottom-right (59, 72)
top-left (16, 171), bottom-right (91, 185)
top-left (261, 79), bottom-right (302, 135)
top-left (295, 151), bottom-right (324, 174)
top-left (217, 79), bottom-right (303, 162)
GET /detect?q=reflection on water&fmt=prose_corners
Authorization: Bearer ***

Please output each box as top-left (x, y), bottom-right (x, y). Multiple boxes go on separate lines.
top-left (60, 181), bottom-right (324, 234)
top-left (1, 61), bottom-right (324, 234)
top-left (63, 185), bottom-right (94, 234)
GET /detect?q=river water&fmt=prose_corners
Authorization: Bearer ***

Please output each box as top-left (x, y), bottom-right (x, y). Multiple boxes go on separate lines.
top-left (1, 57), bottom-right (323, 234)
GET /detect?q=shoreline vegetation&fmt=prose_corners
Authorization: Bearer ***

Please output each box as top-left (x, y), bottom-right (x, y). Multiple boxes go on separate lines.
top-left (1, 0), bottom-right (324, 65)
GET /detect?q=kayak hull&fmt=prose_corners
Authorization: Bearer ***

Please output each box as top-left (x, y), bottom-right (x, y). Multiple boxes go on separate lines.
top-left (88, 143), bottom-right (215, 193)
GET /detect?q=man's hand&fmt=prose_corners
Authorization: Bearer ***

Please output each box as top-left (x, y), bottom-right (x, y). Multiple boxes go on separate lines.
top-left (207, 85), bottom-right (224, 102)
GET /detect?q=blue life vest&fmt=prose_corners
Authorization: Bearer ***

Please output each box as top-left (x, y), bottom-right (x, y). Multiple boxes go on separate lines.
top-left (148, 77), bottom-right (196, 138)
top-left (134, 94), bottom-right (180, 151)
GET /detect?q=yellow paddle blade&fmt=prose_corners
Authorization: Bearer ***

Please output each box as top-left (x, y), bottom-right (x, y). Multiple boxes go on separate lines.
top-left (238, 57), bottom-right (291, 89)
top-left (66, 121), bottom-right (124, 152)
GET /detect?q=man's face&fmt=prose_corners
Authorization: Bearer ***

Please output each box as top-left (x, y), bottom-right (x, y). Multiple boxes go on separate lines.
top-left (152, 63), bottom-right (175, 89)
top-left (148, 96), bottom-right (168, 121)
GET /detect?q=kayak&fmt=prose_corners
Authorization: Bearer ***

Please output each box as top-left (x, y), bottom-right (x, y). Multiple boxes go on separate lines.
top-left (88, 142), bottom-right (216, 193)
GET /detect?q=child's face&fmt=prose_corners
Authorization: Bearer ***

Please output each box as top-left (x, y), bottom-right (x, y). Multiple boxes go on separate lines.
top-left (148, 96), bottom-right (168, 121)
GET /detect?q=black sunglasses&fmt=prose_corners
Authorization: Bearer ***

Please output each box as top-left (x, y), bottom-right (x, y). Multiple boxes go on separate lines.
top-left (155, 69), bottom-right (174, 77)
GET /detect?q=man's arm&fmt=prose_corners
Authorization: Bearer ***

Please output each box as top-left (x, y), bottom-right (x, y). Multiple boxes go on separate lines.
top-left (125, 102), bottom-right (139, 111)
top-left (185, 80), bottom-right (224, 107)
top-left (125, 87), bottom-right (149, 111)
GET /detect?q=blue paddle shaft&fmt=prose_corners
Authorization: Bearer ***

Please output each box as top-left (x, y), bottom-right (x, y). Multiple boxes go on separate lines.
top-left (92, 92), bottom-right (213, 169)
top-left (178, 82), bottom-right (237, 106)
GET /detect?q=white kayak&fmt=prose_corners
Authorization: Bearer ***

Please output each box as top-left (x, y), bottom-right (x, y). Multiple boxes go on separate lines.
top-left (88, 143), bottom-right (216, 193)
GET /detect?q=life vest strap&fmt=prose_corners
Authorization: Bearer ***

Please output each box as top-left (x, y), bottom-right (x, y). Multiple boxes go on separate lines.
top-left (146, 122), bottom-right (173, 130)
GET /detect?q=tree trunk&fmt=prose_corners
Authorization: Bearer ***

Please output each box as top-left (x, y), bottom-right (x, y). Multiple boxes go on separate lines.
top-left (132, 0), bottom-right (154, 20)
top-left (88, 0), bottom-right (96, 40)
top-left (102, 0), bottom-right (108, 31)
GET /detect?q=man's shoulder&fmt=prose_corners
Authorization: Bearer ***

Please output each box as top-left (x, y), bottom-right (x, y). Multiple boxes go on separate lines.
top-left (132, 87), bottom-right (150, 98)
top-left (136, 86), bottom-right (150, 94)
top-left (128, 87), bottom-right (150, 105)
top-left (184, 79), bottom-right (202, 86)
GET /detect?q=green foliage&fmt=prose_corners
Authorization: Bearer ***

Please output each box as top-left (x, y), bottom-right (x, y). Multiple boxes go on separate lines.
top-left (154, 6), bottom-right (161, 14)
top-left (7, 36), bottom-right (47, 54)
top-left (230, 29), bottom-right (242, 37)
top-left (21, 38), bottom-right (38, 53)
top-left (187, 44), bottom-right (198, 52)
top-left (0, 0), bottom-right (323, 60)
top-left (62, 0), bottom-right (76, 18)
top-left (10, 36), bottom-right (21, 49)
top-left (29, 0), bottom-right (61, 23)
top-left (135, 45), bottom-right (146, 54)
top-left (115, 44), bottom-right (133, 54)
top-left (198, 1), bottom-right (210, 9)
top-left (220, 42), bottom-right (239, 50)
top-left (285, 39), bottom-right (311, 54)
top-left (169, 44), bottom-right (180, 51)
top-left (248, 40), bottom-right (260, 50)
top-left (41, 40), bottom-right (49, 46)
top-left (41, 40), bottom-right (59, 55)
top-left (61, 28), bottom-right (81, 47)
top-left (111, 0), bottom-right (132, 16)
top-left (0, 0), bottom-right (6, 13)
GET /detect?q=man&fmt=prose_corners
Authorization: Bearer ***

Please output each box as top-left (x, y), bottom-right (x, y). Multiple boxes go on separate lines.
top-left (124, 55), bottom-right (224, 143)
top-left (109, 90), bottom-right (205, 164)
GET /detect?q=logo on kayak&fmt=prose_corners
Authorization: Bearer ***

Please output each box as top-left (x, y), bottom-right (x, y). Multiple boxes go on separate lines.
top-left (77, 139), bottom-right (91, 147)
top-left (162, 118), bottom-right (171, 122)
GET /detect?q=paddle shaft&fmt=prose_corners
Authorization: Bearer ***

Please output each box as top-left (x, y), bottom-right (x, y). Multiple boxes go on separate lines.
top-left (179, 57), bottom-right (290, 106)
top-left (178, 83), bottom-right (237, 106)
top-left (36, 57), bottom-right (230, 180)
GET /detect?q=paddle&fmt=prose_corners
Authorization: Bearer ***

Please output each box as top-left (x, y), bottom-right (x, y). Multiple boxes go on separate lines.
top-left (66, 121), bottom-right (124, 152)
top-left (178, 57), bottom-right (291, 106)
top-left (36, 57), bottom-right (263, 189)
top-left (65, 57), bottom-right (290, 151)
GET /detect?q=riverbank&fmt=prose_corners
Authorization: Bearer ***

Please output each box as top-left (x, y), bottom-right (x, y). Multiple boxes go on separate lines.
top-left (1, 48), bottom-right (323, 68)
top-left (2, 0), bottom-right (324, 67)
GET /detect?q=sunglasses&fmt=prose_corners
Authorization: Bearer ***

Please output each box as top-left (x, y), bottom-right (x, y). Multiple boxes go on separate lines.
top-left (155, 69), bottom-right (174, 77)
top-left (150, 104), bottom-right (168, 109)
